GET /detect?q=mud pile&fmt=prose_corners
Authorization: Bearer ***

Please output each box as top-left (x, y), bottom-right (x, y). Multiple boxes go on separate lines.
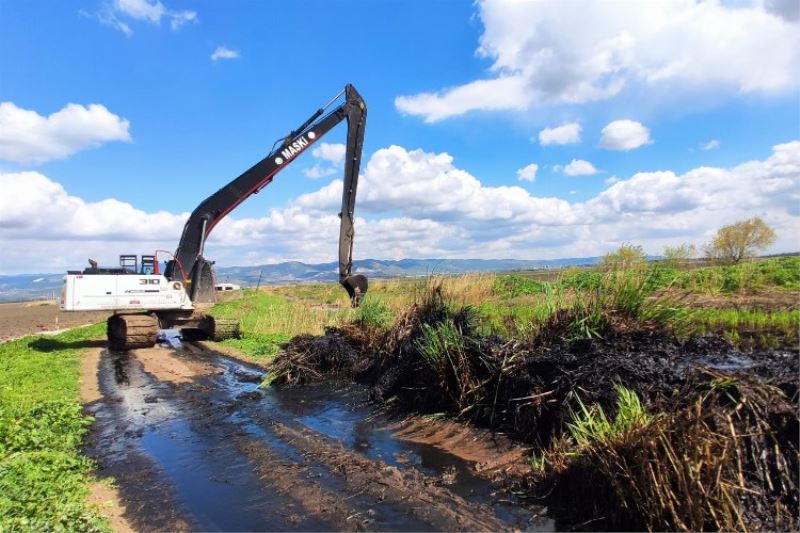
top-left (269, 285), bottom-right (799, 530)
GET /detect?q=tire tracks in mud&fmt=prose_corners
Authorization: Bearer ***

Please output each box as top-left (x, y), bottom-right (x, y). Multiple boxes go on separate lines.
top-left (86, 339), bottom-right (545, 531)
top-left (263, 421), bottom-right (510, 531)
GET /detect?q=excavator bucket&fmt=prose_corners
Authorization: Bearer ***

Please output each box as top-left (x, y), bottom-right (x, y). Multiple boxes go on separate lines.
top-left (341, 274), bottom-right (368, 307)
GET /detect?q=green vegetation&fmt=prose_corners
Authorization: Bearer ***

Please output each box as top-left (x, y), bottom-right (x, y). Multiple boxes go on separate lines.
top-left (705, 216), bottom-right (777, 263)
top-left (567, 385), bottom-right (650, 447)
top-left (491, 274), bottom-right (547, 298)
top-left (662, 242), bottom-right (697, 267)
top-left (222, 256), bottom-right (798, 353)
top-left (0, 324), bottom-right (109, 532)
top-left (600, 243), bottom-right (647, 271)
top-left (209, 289), bottom-right (352, 361)
top-left (353, 295), bottom-right (394, 330)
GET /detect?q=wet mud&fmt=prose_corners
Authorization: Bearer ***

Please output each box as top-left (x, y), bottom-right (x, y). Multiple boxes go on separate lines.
top-left (84, 332), bottom-right (551, 532)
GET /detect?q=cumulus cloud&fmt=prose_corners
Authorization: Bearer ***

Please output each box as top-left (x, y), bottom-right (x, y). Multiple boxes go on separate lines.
top-left (701, 139), bottom-right (721, 151)
top-left (211, 46), bottom-right (239, 61)
top-left (303, 142), bottom-right (346, 179)
top-left (562, 159), bottom-right (599, 176)
top-left (516, 163), bottom-right (539, 182)
top-left (395, 0), bottom-right (800, 121)
top-left (1, 141), bottom-right (798, 274)
top-left (538, 122), bottom-right (582, 145)
top-left (600, 120), bottom-right (652, 150)
top-left (0, 102), bottom-right (131, 164)
top-left (0, 171), bottom-right (185, 242)
top-left (85, 0), bottom-right (197, 35)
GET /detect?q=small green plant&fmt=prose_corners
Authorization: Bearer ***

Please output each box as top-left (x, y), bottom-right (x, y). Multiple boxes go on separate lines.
top-left (354, 296), bottom-right (394, 330)
top-left (218, 332), bottom-right (290, 360)
top-left (417, 320), bottom-right (466, 366)
top-left (567, 385), bottom-right (650, 447)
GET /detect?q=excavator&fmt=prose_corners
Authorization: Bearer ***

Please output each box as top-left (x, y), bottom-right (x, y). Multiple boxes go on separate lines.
top-left (60, 84), bottom-right (368, 350)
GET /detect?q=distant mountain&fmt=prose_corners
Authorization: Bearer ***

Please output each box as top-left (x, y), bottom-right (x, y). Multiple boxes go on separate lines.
top-left (0, 257), bottom-right (601, 302)
top-left (213, 257), bottom-right (602, 287)
top-left (0, 273), bottom-right (66, 303)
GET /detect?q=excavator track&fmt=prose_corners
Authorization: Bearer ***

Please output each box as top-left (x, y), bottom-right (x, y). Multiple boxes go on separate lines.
top-left (108, 314), bottom-right (159, 350)
top-left (202, 316), bottom-right (241, 341)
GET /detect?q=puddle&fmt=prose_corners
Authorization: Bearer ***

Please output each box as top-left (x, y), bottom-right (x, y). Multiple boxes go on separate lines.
top-left (87, 341), bottom-right (553, 531)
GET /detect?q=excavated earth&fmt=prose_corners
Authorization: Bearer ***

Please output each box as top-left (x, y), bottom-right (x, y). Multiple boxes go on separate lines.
top-left (83, 333), bottom-right (552, 532)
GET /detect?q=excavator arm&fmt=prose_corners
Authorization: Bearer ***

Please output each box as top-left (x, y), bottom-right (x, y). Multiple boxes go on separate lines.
top-left (166, 84), bottom-right (368, 306)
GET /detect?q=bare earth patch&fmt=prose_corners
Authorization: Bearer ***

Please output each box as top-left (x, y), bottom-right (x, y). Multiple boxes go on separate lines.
top-left (0, 301), bottom-right (108, 341)
top-left (131, 345), bottom-right (220, 384)
top-left (87, 480), bottom-right (135, 533)
top-left (387, 417), bottom-right (529, 479)
top-left (657, 289), bottom-right (800, 310)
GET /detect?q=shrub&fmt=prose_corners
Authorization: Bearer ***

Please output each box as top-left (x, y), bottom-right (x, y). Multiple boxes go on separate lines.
top-left (705, 216), bottom-right (776, 264)
top-left (600, 243), bottom-right (647, 271)
top-left (492, 275), bottom-right (548, 299)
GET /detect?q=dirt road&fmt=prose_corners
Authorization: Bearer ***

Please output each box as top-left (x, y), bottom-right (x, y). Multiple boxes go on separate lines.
top-left (83, 333), bottom-right (551, 531)
top-left (0, 301), bottom-right (107, 341)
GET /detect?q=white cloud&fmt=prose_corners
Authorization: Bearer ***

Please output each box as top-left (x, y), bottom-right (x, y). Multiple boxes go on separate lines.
top-left (87, 0), bottom-right (197, 35)
top-left (600, 120), bottom-right (652, 150)
top-left (312, 143), bottom-right (346, 166)
top-left (561, 159), bottom-right (598, 176)
top-left (0, 102), bottom-right (131, 164)
top-left (395, 0), bottom-right (800, 122)
top-left (303, 143), bottom-right (346, 179)
top-left (211, 46), bottom-right (239, 62)
top-left (516, 163), bottom-right (539, 182)
top-left (701, 139), bottom-right (721, 151)
top-left (1, 141), bottom-right (798, 274)
top-left (538, 122), bottom-right (582, 145)
top-left (0, 171), bottom-right (185, 242)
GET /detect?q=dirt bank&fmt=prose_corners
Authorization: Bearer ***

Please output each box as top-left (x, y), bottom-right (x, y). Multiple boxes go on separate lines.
top-left (268, 285), bottom-right (799, 531)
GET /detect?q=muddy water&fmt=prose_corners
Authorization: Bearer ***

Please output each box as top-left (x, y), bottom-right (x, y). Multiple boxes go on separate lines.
top-left (85, 334), bottom-right (552, 532)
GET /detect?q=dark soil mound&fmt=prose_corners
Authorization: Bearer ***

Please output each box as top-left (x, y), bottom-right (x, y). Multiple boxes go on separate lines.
top-left (267, 285), bottom-right (799, 531)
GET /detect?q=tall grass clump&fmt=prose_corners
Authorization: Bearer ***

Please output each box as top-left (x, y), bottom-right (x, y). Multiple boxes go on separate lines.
top-left (539, 269), bottom-right (684, 341)
top-left (543, 374), bottom-right (798, 531)
top-left (353, 295), bottom-right (394, 330)
top-left (567, 385), bottom-right (650, 447)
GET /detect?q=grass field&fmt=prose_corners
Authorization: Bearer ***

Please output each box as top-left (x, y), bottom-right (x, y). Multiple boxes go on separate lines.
top-left (0, 324), bottom-right (109, 532)
top-left (210, 256), bottom-right (799, 361)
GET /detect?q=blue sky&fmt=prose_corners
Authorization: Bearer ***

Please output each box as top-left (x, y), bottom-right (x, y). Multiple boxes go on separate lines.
top-left (0, 0), bottom-right (798, 274)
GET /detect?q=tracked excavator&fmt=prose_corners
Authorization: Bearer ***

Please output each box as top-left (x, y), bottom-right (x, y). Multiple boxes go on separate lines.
top-left (60, 84), bottom-right (368, 350)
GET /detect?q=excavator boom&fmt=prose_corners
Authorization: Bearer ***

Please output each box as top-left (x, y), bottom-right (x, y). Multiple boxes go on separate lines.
top-left (167, 84), bottom-right (368, 306)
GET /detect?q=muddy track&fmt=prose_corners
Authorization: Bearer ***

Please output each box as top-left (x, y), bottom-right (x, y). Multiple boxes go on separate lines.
top-left (84, 333), bottom-right (551, 532)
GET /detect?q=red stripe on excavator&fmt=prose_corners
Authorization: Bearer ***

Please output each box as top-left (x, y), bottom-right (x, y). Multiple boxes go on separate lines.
top-left (205, 136), bottom-right (317, 235)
